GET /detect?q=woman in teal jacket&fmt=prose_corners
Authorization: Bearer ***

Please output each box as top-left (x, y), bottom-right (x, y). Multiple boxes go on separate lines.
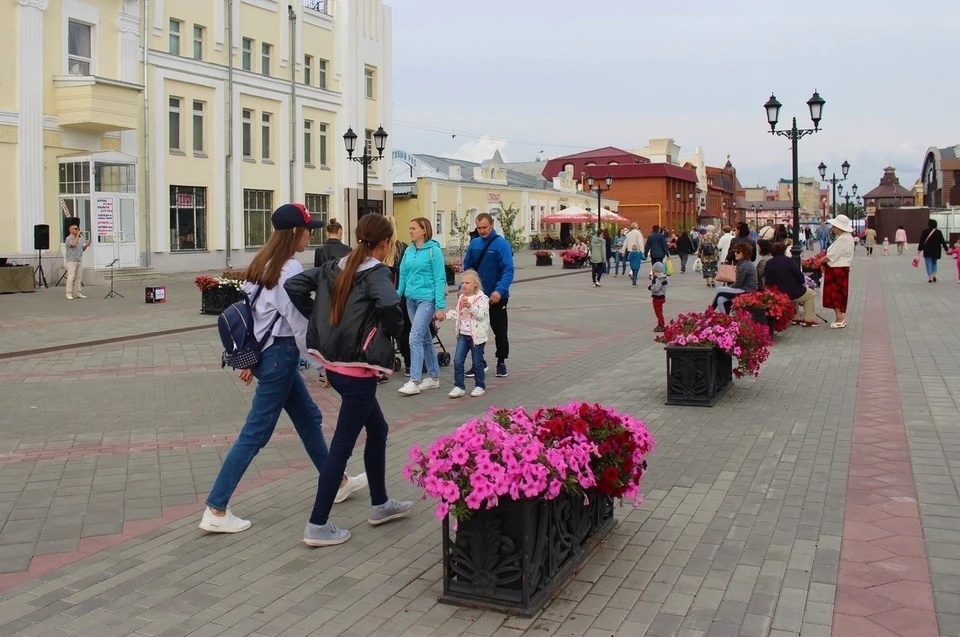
top-left (396, 217), bottom-right (447, 395)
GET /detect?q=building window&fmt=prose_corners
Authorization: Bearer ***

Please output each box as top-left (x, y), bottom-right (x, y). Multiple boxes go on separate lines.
top-left (168, 97), bottom-right (182, 151)
top-left (436, 212), bottom-right (444, 237)
top-left (94, 164), bottom-right (136, 193)
top-left (304, 55), bottom-right (313, 85)
top-left (303, 120), bottom-right (313, 165)
top-left (67, 21), bottom-right (93, 75)
top-left (261, 43), bottom-right (271, 76)
top-left (364, 67), bottom-right (375, 99)
top-left (169, 19), bottom-right (181, 55)
top-left (193, 25), bottom-right (204, 60)
top-left (319, 123), bottom-right (328, 166)
top-left (304, 193), bottom-right (329, 246)
top-left (242, 109), bottom-right (253, 158)
top-left (169, 186), bottom-right (207, 251)
top-left (241, 38), bottom-right (253, 70)
top-left (954, 170), bottom-right (960, 185)
top-left (529, 205), bottom-right (536, 232)
top-left (261, 113), bottom-right (271, 161)
top-left (192, 101), bottom-right (205, 154)
top-left (244, 189), bottom-right (274, 248)
top-left (318, 59), bottom-right (328, 89)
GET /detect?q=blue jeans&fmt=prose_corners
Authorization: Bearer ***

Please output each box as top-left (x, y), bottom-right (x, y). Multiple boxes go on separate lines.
top-left (924, 257), bottom-right (938, 277)
top-left (712, 287), bottom-right (744, 314)
top-left (207, 337), bottom-right (329, 510)
top-left (453, 335), bottom-right (486, 390)
top-left (614, 251), bottom-right (627, 275)
top-left (407, 299), bottom-right (440, 382)
top-left (309, 371), bottom-right (389, 526)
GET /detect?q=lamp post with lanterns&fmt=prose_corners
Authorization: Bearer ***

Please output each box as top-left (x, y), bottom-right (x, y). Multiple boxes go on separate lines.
top-left (586, 174), bottom-right (613, 234)
top-left (818, 160), bottom-right (849, 219)
top-left (838, 182), bottom-right (858, 219)
top-left (343, 125), bottom-right (388, 218)
top-left (764, 90), bottom-right (826, 264)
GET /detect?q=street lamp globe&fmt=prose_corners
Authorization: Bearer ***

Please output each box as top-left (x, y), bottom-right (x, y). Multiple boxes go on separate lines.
top-left (604, 174), bottom-right (613, 188)
top-left (837, 183), bottom-right (844, 196)
top-left (586, 174), bottom-right (594, 188)
top-left (342, 127), bottom-right (358, 156)
top-left (807, 90), bottom-right (825, 130)
top-left (841, 160), bottom-right (850, 178)
top-left (764, 94), bottom-right (782, 131)
top-left (818, 162), bottom-right (827, 179)
top-left (373, 126), bottom-right (388, 156)
top-left (852, 183), bottom-right (858, 196)
top-left (676, 191), bottom-right (681, 201)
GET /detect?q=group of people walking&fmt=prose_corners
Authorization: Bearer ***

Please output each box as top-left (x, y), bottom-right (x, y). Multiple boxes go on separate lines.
top-left (199, 205), bottom-right (514, 547)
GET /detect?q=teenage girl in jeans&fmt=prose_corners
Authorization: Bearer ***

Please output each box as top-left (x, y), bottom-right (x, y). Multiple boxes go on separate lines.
top-left (285, 214), bottom-right (413, 546)
top-left (199, 204), bottom-right (366, 534)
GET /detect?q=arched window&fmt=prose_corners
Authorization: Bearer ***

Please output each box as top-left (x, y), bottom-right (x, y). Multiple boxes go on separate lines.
top-left (585, 162), bottom-right (596, 167)
top-left (608, 161), bottom-right (619, 166)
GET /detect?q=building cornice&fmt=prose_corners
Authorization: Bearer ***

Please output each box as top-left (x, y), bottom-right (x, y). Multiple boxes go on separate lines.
top-left (17, 0), bottom-right (50, 10)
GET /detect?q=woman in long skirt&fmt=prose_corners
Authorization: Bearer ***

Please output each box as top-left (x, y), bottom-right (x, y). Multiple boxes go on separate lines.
top-left (821, 214), bottom-right (855, 329)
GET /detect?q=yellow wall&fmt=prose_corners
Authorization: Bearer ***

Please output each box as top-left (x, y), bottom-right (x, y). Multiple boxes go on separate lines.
top-left (302, 105), bottom-right (337, 196)
top-left (302, 22), bottom-right (337, 91)
top-left (0, 142), bottom-right (17, 253)
top-left (237, 93), bottom-right (284, 188)
top-left (163, 0), bottom-right (219, 63)
top-left (0, 10), bottom-right (16, 112)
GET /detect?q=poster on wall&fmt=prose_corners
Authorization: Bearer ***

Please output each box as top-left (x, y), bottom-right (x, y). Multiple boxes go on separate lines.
top-left (95, 197), bottom-right (115, 237)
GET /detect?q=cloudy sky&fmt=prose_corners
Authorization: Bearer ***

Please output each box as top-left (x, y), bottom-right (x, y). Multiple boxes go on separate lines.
top-left (390, 0), bottom-right (959, 192)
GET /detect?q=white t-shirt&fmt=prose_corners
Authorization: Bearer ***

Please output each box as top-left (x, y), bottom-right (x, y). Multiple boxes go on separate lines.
top-left (241, 258), bottom-right (309, 357)
top-left (717, 233), bottom-right (734, 263)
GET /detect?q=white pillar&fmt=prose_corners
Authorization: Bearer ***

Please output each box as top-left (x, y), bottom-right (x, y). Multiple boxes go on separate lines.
top-left (16, 0), bottom-right (49, 254)
top-left (117, 11), bottom-right (140, 157)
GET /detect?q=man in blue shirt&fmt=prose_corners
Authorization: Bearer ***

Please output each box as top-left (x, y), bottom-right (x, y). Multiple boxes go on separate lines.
top-left (643, 225), bottom-right (670, 280)
top-left (461, 212), bottom-right (515, 378)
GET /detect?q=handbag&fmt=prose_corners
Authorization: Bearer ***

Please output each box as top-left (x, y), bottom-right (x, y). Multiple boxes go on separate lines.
top-left (693, 258), bottom-right (702, 272)
top-left (664, 259), bottom-right (674, 276)
top-left (911, 256), bottom-right (919, 268)
top-left (716, 264), bottom-right (737, 284)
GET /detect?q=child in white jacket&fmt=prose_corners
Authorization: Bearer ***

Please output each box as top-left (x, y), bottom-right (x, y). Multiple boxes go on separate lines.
top-left (445, 270), bottom-right (491, 398)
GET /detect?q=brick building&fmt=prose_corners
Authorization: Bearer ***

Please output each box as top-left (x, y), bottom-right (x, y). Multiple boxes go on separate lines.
top-left (920, 145), bottom-right (960, 209)
top-left (862, 167), bottom-right (914, 214)
top-left (704, 160), bottom-right (740, 226)
top-left (540, 147), bottom-right (698, 232)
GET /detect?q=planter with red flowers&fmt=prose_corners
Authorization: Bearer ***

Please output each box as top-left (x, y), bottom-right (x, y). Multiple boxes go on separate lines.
top-left (656, 309), bottom-right (772, 406)
top-left (533, 250), bottom-right (554, 266)
top-left (405, 402), bottom-right (655, 615)
top-left (559, 249), bottom-right (588, 269)
top-left (195, 272), bottom-right (244, 315)
top-left (731, 287), bottom-right (796, 333)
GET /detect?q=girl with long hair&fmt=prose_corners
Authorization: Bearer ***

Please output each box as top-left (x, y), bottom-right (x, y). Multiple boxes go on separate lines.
top-left (200, 204), bottom-right (365, 534)
top-left (384, 216), bottom-right (412, 376)
top-left (285, 214), bottom-right (411, 546)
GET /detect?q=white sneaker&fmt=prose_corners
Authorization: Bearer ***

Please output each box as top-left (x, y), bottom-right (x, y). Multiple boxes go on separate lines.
top-left (65, 295), bottom-right (74, 300)
top-left (75, 292), bottom-right (87, 299)
top-left (418, 377), bottom-right (440, 391)
top-left (199, 507), bottom-right (251, 533)
top-left (335, 473), bottom-right (368, 504)
top-left (470, 387), bottom-right (486, 397)
top-left (398, 381), bottom-right (420, 395)
top-left (448, 387), bottom-right (466, 398)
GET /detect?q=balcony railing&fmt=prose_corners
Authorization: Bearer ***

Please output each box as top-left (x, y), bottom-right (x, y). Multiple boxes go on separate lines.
top-left (303, 0), bottom-right (330, 14)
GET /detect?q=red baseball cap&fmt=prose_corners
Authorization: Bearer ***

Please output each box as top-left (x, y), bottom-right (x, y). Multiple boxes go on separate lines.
top-left (271, 203), bottom-right (323, 230)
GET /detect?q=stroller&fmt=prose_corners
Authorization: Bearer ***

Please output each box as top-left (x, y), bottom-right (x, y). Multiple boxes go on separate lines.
top-left (392, 317), bottom-right (451, 373)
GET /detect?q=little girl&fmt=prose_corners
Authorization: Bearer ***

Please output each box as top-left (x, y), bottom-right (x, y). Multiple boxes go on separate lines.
top-left (446, 270), bottom-right (490, 398)
top-left (947, 241), bottom-right (960, 284)
top-left (882, 237), bottom-right (890, 256)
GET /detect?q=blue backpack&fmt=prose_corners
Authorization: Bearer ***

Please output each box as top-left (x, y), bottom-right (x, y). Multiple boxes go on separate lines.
top-left (217, 285), bottom-right (281, 370)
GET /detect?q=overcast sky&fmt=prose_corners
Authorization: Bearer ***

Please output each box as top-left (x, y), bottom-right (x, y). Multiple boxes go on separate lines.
top-left (390, 0), bottom-right (959, 193)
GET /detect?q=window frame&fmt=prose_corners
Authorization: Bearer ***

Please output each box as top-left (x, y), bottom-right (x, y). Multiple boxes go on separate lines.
top-left (192, 100), bottom-right (205, 154)
top-left (169, 18), bottom-right (181, 55)
top-left (318, 58), bottom-right (328, 89)
top-left (169, 185), bottom-right (207, 252)
top-left (192, 24), bottom-right (204, 60)
top-left (304, 193), bottom-right (329, 247)
top-left (242, 108), bottom-right (253, 158)
top-left (261, 112), bottom-right (271, 161)
top-left (319, 123), bottom-right (328, 167)
top-left (168, 96), bottom-right (182, 152)
top-left (364, 67), bottom-right (375, 99)
top-left (243, 189), bottom-right (274, 248)
top-left (241, 37), bottom-right (253, 71)
top-left (261, 42), bottom-right (272, 76)
top-left (66, 19), bottom-right (94, 76)
top-left (364, 129), bottom-right (376, 173)
top-left (303, 119), bottom-right (313, 166)
top-left (304, 54), bottom-right (313, 85)
top-left (436, 211), bottom-right (444, 237)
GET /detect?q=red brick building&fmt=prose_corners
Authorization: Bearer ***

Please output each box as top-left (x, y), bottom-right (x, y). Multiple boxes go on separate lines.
top-left (540, 147), bottom-right (698, 232)
top-left (704, 162), bottom-right (740, 226)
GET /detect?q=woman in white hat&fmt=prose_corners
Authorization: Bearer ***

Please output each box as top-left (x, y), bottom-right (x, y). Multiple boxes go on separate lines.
top-left (821, 214), bottom-right (855, 328)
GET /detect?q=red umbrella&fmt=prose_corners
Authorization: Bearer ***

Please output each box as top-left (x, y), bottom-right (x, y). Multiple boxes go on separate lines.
top-left (541, 206), bottom-right (629, 225)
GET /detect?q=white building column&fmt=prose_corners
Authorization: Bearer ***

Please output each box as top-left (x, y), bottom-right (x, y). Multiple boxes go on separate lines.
top-left (117, 10), bottom-right (140, 157)
top-left (16, 0), bottom-right (49, 255)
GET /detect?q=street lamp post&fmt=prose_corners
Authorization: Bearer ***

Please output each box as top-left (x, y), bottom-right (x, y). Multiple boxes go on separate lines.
top-left (677, 191), bottom-right (693, 230)
top-left (587, 174), bottom-right (613, 234)
top-left (856, 195), bottom-right (863, 221)
top-left (818, 160), bottom-right (849, 219)
top-left (764, 90), bottom-right (825, 264)
top-left (343, 125), bottom-right (388, 219)
top-left (839, 183), bottom-right (858, 219)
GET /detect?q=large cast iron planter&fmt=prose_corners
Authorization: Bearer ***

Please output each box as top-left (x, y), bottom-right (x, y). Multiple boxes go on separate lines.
top-left (665, 346), bottom-right (733, 407)
top-left (535, 255), bottom-right (553, 266)
top-left (200, 286), bottom-right (241, 315)
top-left (439, 491), bottom-right (616, 616)
top-left (562, 260), bottom-right (586, 269)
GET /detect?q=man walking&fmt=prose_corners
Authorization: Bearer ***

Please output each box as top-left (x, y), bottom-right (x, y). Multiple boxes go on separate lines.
top-left (462, 213), bottom-right (514, 378)
top-left (621, 223), bottom-right (645, 286)
top-left (64, 223), bottom-right (90, 300)
top-left (643, 225), bottom-right (670, 279)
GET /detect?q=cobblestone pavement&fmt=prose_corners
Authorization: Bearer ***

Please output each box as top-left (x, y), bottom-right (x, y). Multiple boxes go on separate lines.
top-left (0, 250), bottom-right (956, 636)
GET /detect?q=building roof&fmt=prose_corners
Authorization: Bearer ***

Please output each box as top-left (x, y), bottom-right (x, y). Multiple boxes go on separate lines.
top-left (862, 184), bottom-right (913, 200)
top-left (735, 197), bottom-right (793, 211)
top-left (411, 154), bottom-right (546, 189)
top-left (500, 160), bottom-right (551, 177)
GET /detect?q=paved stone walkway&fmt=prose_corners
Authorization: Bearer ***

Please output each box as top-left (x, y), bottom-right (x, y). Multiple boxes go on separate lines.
top-left (0, 249), bottom-right (955, 636)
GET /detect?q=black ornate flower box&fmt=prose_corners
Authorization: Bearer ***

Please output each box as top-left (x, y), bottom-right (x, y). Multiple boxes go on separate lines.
top-left (439, 491), bottom-right (616, 616)
top-left (562, 261), bottom-right (586, 269)
top-left (200, 286), bottom-right (242, 315)
top-left (535, 255), bottom-right (553, 266)
top-left (746, 307), bottom-right (768, 329)
top-left (665, 346), bottom-right (733, 407)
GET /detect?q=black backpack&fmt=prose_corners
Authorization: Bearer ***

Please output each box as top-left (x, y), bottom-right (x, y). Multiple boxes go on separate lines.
top-left (217, 286), bottom-right (281, 370)
top-left (701, 242), bottom-right (716, 257)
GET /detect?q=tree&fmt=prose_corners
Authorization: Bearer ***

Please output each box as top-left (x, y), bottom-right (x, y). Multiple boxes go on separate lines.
top-left (450, 209), bottom-right (472, 258)
top-left (494, 203), bottom-right (527, 253)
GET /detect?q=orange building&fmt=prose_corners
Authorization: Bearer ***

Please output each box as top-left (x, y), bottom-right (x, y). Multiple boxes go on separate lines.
top-left (540, 147), bottom-right (698, 232)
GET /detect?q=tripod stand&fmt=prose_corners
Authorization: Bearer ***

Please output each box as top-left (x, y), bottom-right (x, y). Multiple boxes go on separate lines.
top-left (104, 258), bottom-right (123, 299)
top-left (34, 250), bottom-right (48, 288)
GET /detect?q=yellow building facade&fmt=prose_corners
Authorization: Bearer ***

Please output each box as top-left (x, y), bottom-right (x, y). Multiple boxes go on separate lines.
top-left (0, 0), bottom-right (393, 274)
top-left (392, 151), bottom-right (617, 251)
